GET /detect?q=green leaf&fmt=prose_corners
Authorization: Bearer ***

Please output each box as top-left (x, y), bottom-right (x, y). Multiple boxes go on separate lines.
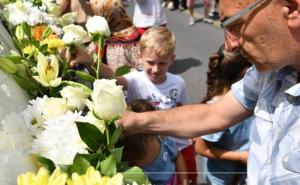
top-left (12, 37), bottom-right (23, 52)
top-left (62, 81), bottom-right (92, 95)
top-left (76, 122), bottom-right (105, 151)
top-left (31, 40), bottom-right (41, 49)
top-left (70, 155), bottom-right (91, 175)
top-left (110, 147), bottom-right (123, 163)
top-left (12, 74), bottom-right (38, 92)
top-left (6, 55), bottom-right (22, 64)
top-left (114, 65), bottom-right (131, 77)
top-left (123, 166), bottom-right (150, 184)
top-left (36, 156), bottom-right (56, 173)
top-left (116, 161), bottom-right (130, 172)
top-left (58, 165), bottom-right (71, 174)
top-left (76, 153), bottom-right (101, 167)
top-left (0, 57), bottom-right (18, 74)
top-left (21, 22), bottom-right (32, 38)
top-left (42, 27), bottom-right (53, 39)
top-left (39, 44), bottom-right (49, 54)
top-left (110, 125), bottom-right (123, 146)
top-left (75, 71), bottom-right (95, 82)
top-left (99, 155), bottom-right (116, 176)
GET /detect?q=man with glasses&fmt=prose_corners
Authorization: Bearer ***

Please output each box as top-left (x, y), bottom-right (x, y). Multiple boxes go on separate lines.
top-left (118, 0), bottom-right (300, 184)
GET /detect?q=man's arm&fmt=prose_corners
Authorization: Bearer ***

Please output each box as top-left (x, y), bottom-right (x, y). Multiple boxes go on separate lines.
top-left (118, 91), bottom-right (253, 138)
top-left (194, 138), bottom-right (248, 164)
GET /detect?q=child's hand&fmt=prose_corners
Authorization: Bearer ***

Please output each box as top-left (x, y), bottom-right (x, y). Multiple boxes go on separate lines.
top-left (69, 47), bottom-right (94, 68)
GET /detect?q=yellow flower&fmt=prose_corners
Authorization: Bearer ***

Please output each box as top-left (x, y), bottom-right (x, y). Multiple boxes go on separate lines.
top-left (42, 38), bottom-right (64, 52)
top-left (33, 52), bottom-right (62, 87)
top-left (22, 45), bottom-right (39, 57)
top-left (67, 167), bottom-right (123, 185)
top-left (17, 167), bottom-right (67, 185)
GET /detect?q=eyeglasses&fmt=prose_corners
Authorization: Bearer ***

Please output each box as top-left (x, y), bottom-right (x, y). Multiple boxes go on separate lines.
top-left (220, 0), bottom-right (268, 30)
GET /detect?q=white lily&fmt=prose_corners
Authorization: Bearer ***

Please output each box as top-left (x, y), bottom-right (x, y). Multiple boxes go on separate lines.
top-left (33, 52), bottom-right (62, 87)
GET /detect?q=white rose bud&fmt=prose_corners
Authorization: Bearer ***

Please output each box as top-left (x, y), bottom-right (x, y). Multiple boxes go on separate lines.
top-left (92, 79), bottom-right (126, 121)
top-left (62, 24), bottom-right (89, 45)
top-left (60, 86), bottom-right (89, 111)
top-left (59, 12), bottom-right (78, 26)
top-left (85, 16), bottom-right (111, 37)
top-left (46, 3), bottom-right (60, 17)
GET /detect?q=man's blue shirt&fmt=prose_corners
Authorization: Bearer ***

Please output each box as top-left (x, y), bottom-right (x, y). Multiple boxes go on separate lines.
top-left (232, 66), bottom-right (300, 184)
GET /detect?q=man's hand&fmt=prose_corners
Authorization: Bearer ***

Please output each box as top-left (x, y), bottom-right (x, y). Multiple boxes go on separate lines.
top-left (117, 111), bottom-right (144, 135)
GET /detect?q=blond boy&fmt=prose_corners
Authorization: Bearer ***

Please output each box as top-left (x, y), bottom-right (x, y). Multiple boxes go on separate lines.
top-left (118, 27), bottom-right (198, 184)
top-left (117, 26), bottom-right (188, 110)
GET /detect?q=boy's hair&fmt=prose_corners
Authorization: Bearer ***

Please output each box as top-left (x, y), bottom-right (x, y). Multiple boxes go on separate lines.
top-left (202, 44), bottom-right (252, 103)
top-left (117, 100), bottom-right (156, 166)
top-left (139, 26), bottom-right (176, 57)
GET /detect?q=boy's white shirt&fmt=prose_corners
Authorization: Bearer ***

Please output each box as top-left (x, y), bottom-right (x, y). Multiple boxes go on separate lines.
top-left (123, 70), bottom-right (192, 150)
top-left (124, 70), bottom-right (188, 109)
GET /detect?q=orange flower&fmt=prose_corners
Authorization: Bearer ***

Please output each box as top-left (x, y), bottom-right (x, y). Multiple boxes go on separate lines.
top-left (32, 24), bottom-right (56, 41)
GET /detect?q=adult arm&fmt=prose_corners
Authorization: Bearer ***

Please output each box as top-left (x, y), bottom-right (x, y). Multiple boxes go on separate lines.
top-left (194, 137), bottom-right (248, 164)
top-left (118, 91), bottom-right (253, 138)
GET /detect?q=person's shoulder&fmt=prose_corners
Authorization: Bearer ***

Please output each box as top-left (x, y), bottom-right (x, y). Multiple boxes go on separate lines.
top-left (124, 69), bottom-right (141, 77)
top-left (167, 73), bottom-right (185, 82)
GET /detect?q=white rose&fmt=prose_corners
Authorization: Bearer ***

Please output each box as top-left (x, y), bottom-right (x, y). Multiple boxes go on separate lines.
top-left (62, 24), bottom-right (88, 45)
top-left (42, 97), bottom-right (69, 119)
top-left (85, 16), bottom-right (111, 37)
top-left (60, 86), bottom-right (89, 111)
top-left (91, 79), bottom-right (126, 121)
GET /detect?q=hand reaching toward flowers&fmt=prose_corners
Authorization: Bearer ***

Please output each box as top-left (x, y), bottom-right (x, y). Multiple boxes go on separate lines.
top-left (69, 46), bottom-right (94, 68)
top-left (65, 46), bottom-right (114, 79)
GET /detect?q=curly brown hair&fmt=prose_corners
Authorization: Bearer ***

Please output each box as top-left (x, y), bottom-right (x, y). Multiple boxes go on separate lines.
top-left (117, 100), bottom-right (156, 166)
top-left (202, 44), bottom-right (252, 103)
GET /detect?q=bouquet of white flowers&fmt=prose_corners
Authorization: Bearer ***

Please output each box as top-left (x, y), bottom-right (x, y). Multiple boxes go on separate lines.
top-left (0, 1), bottom-right (149, 185)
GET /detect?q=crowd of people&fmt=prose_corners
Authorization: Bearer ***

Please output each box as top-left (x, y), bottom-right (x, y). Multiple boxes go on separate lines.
top-left (9, 0), bottom-right (300, 184)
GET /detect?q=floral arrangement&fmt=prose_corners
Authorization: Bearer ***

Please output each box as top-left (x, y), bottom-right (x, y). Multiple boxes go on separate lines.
top-left (0, 0), bottom-right (147, 185)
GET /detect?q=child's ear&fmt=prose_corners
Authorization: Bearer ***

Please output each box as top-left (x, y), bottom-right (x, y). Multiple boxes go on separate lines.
top-left (170, 54), bottom-right (176, 65)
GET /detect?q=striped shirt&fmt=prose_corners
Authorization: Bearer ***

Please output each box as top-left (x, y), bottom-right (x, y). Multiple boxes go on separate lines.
top-left (231, 66), bottom-right (300, 185)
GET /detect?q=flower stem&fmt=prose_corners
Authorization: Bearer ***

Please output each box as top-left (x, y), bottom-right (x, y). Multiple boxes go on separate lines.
top-left (49, 86), bottom-right (53, 97)
top-left (96, 37), bottom-right (104, 79)
top-left (105, 121), bottom-right (111, 147)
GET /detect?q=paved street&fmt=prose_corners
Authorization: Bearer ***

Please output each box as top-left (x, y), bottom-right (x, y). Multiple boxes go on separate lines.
top-left (125, 1), bottom-right (225, 184)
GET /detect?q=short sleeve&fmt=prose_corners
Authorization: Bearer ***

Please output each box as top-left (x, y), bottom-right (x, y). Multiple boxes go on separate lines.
top-left (202, 131), bottom-right (225, 142)
top-left (231, 66), bottom-right (261, 110)
top-left (178, 79), bottom-right (189, 104)
top-left (163, 137), bottom-right (178, 161)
